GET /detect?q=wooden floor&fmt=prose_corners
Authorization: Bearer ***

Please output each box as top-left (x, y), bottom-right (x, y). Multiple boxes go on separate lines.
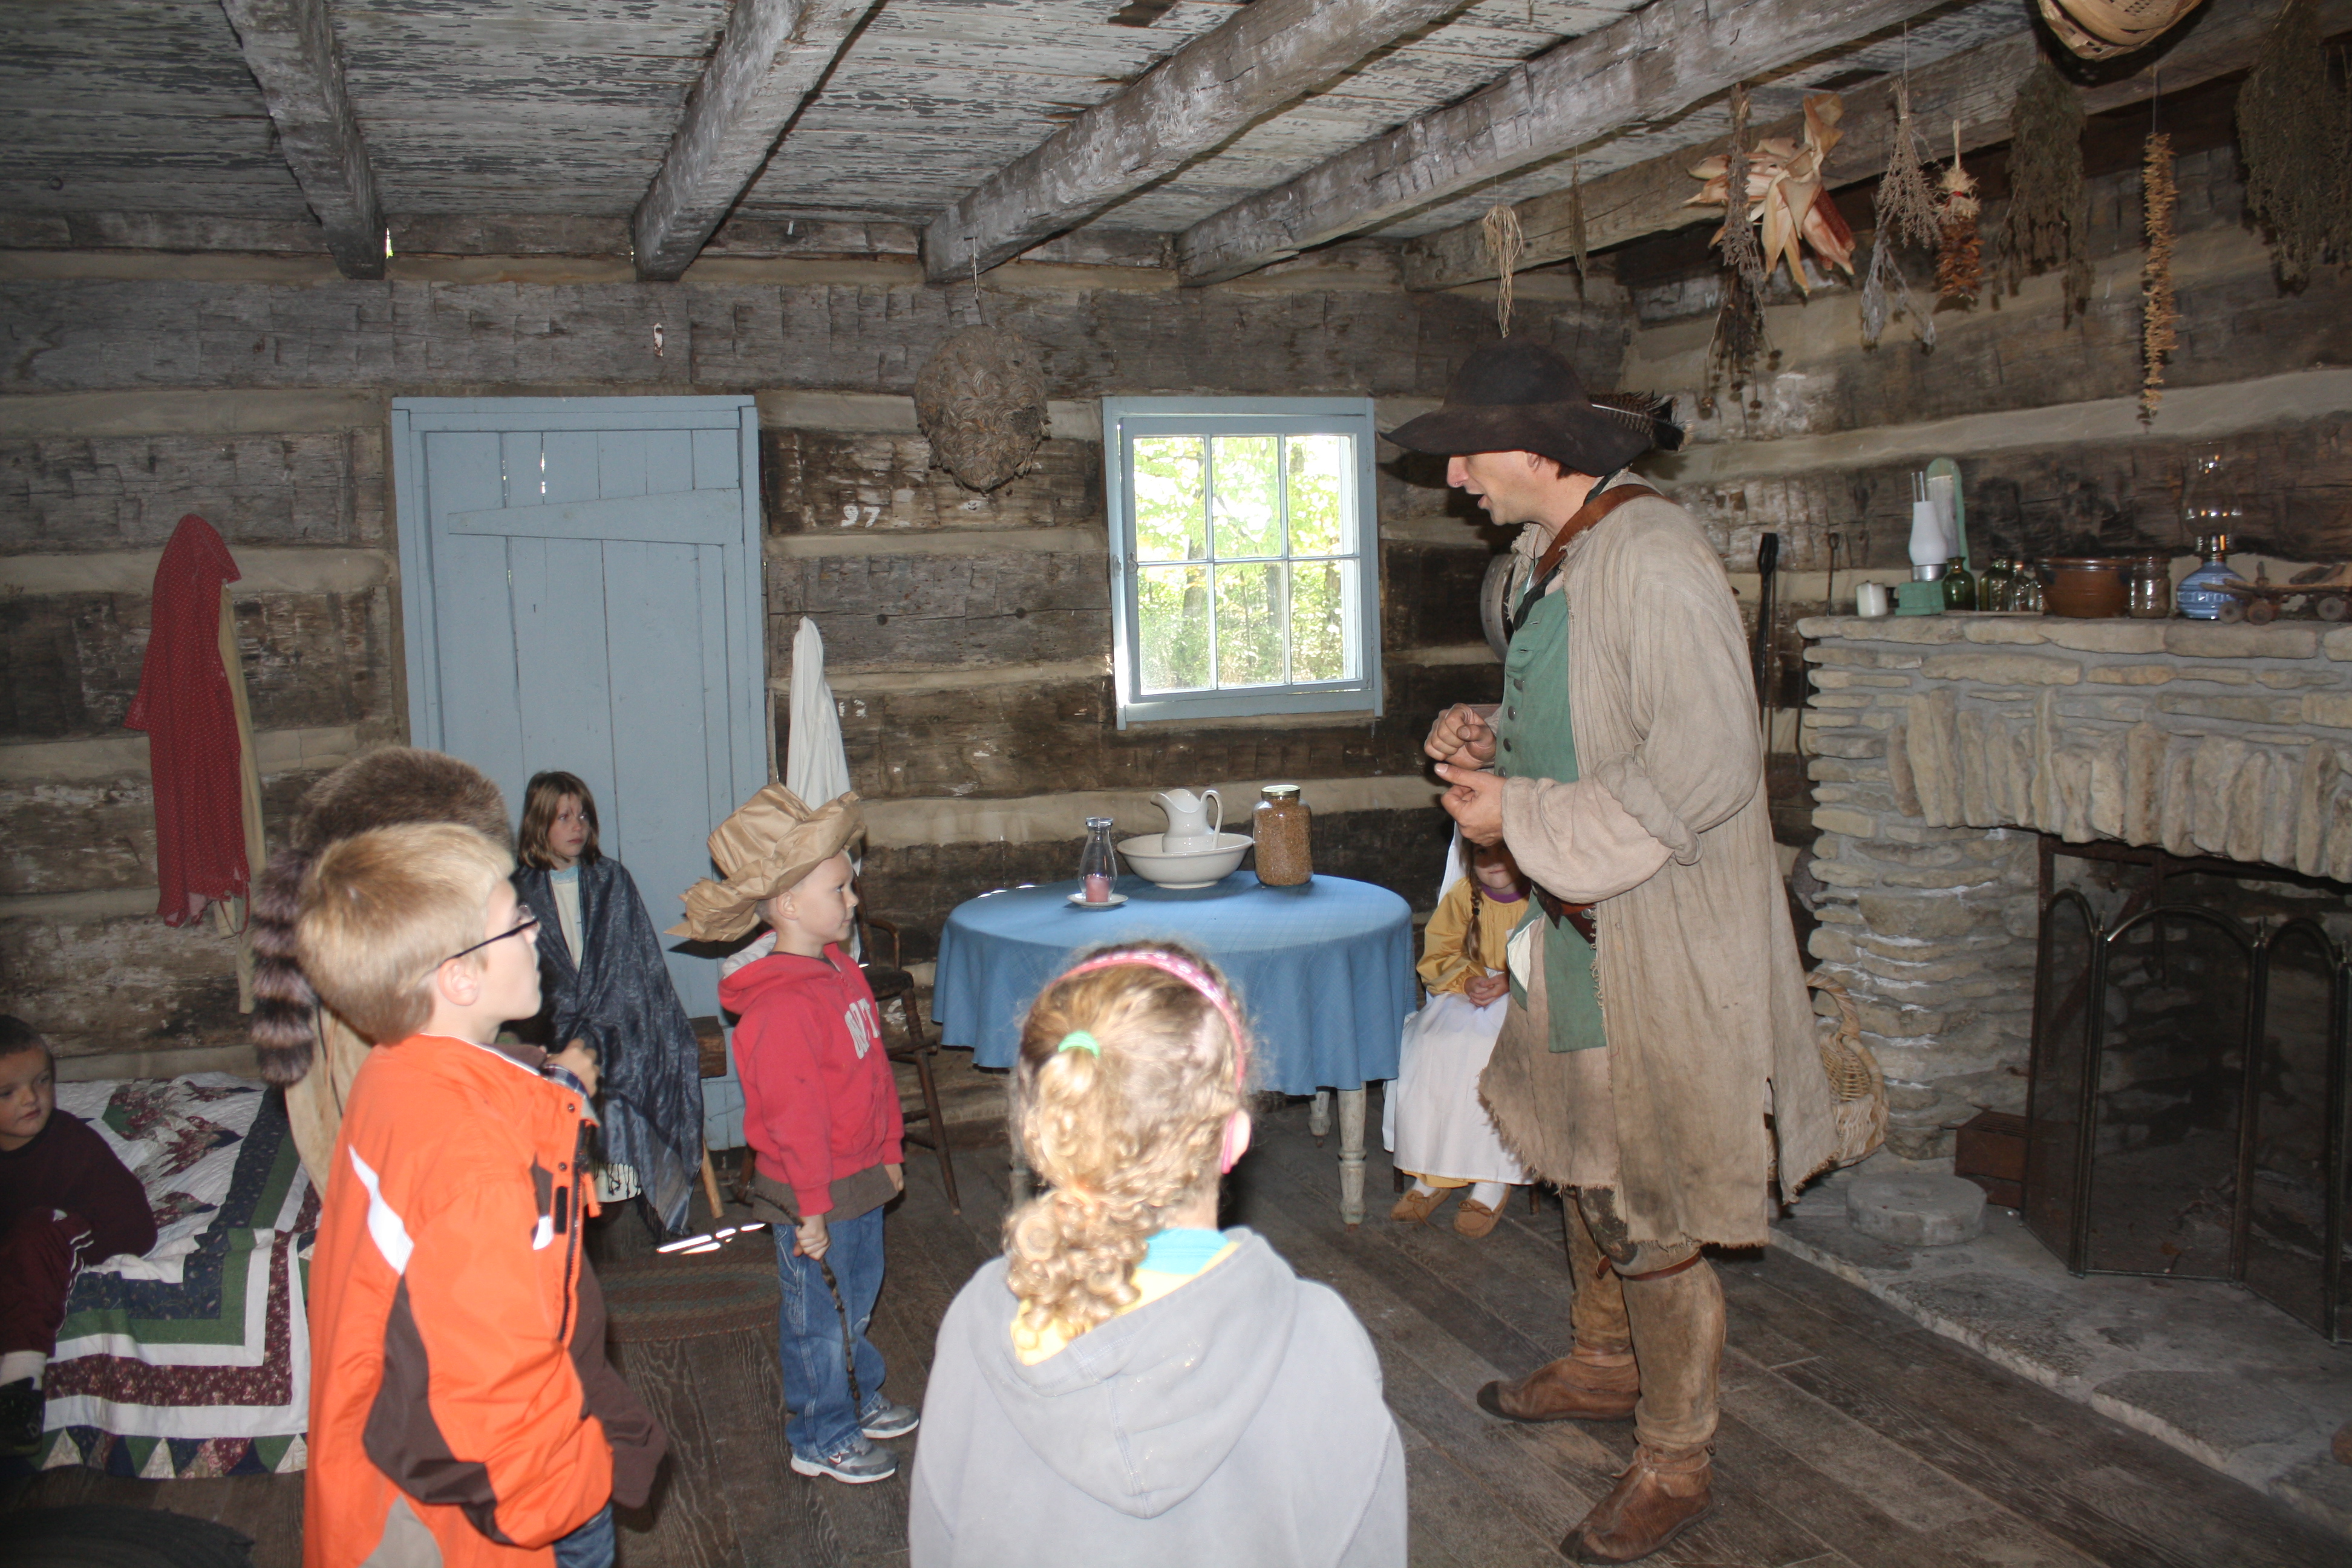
top-left (9, 1094), bottom-right (2350, 1567)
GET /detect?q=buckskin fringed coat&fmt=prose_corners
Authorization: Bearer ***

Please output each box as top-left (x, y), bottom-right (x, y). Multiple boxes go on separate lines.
top-left (1478, 481), bottom-right (1838, 1250)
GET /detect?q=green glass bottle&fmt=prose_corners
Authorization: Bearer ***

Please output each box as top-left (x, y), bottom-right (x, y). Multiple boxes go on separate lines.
top-left (1941, 557), bottom-right (1977, 611)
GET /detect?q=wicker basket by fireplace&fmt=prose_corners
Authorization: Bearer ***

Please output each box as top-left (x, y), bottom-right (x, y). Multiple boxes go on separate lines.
top-left (2036, 0), bottom-right (2204, 60)
top-left (1808, 973), bottom-right (1888, 1166)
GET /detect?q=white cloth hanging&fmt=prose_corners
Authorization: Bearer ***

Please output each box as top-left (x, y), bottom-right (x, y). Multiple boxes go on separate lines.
top-left (728, 618), bottom-right (861, 977)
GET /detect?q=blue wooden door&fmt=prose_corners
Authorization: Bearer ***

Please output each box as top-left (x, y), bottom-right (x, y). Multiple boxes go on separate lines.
top-left (391, 397), bottom-right (766, 1143)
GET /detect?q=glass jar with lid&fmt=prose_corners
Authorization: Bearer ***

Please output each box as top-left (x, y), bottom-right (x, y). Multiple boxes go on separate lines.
top-left (2126, 555), bottom-right (2172, 619)
top-left (1252, 785), bottom-right (1313, 886)
top-left (1981, 557), bottom-right (2015, 612)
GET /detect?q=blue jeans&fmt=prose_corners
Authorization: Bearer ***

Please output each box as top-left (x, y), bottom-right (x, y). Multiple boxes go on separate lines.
top-left (774, 1206), bottom-right (887, 1459)
top-left (552, 1503), bottom-right (613, 1568)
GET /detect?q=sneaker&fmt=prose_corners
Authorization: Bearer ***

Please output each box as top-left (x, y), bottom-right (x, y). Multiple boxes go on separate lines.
top-left (789, 1434), bottom-right (899, 1485)
top-left (0, 1379), bottom-right (42, 1456)
top-left (859, 1398), bottom-right (920, 1440)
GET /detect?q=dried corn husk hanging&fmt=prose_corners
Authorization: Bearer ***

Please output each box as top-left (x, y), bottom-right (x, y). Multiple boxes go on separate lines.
top-left (2238, 0), bottom-right (2352, 289)
top-left (1935, 122), bottom-right (1983, 306)
top-left (1689, 90), bottom-right (1857, 293)
top-left (913, 325), bottom-right (1048, 492)
top-left (1481, 202), bottom-right (1527, 335)
top-left (1999, 60), bottom-right (2093, 321)
top-left (1877, 77), bottom-right (1942, 252)
top-left (2141, 131), bottom-right (2178, 422)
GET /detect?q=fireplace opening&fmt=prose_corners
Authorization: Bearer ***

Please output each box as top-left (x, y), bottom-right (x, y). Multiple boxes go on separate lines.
top-left (2027, 838), bottom-right (2351, 1341)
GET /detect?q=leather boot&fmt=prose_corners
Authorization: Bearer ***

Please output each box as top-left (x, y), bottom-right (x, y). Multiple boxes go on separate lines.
top-left (1558, 1442), bottom-right (1713, 1563)
top-left (1475, 1200), bottom-right (1638, 1422)
top-left (1476, 1345), bottom-right (1640, 1422)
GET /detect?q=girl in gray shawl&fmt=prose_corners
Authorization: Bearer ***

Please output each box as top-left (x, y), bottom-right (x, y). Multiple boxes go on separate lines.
top-left (514, 771), bottom-right (706, 1237)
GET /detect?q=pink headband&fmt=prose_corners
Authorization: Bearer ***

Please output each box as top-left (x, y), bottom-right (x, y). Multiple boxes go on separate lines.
top-left (1056, 949), bottom-right (1249, 1086)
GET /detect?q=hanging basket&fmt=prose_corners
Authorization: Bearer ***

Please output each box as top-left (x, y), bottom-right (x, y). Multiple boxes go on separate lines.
top-left (2036, 0), bottom-right (2204, 60)
top-left (912, 325), bottom-right (1048, 493)
top-left (1808, 972), bottom-right (1888, 1167)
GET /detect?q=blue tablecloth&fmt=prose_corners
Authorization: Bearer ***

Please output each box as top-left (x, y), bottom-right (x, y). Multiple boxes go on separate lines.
top-left (932, 873), bottom-right (1415, 1096)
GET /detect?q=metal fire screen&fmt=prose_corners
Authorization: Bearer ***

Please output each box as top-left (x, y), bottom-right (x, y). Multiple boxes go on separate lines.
top-left (2028, 840), bottom-right (2351, 1341)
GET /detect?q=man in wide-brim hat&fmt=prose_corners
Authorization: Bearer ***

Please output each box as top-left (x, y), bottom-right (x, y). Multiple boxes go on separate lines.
top-left (1390, 339), bottom-right (1840, 1564)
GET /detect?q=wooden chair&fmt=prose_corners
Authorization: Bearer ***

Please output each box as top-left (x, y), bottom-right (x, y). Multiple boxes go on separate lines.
top-left (855, 892), bottom-right (962, 1215)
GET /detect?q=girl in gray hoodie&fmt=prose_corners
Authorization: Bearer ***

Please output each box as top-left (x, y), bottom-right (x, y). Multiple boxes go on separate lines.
top-left (909, 942), bottom-right (1408, 1567)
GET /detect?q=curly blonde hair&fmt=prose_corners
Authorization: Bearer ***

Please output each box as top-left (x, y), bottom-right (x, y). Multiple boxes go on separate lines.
top-left (1004, 942), bottom-right (1247, 1339)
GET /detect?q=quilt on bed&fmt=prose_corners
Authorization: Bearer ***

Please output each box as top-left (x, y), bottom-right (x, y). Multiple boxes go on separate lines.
top-left (36, 1074), bottom-right (318, 1479)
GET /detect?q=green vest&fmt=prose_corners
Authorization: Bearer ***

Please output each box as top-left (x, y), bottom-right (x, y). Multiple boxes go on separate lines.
top-left (1492, 586), bottom-right (1608, 1052)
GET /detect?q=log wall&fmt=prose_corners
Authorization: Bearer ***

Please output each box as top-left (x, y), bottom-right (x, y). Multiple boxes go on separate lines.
top-left (0, 253), bottom-right (1625, 1068)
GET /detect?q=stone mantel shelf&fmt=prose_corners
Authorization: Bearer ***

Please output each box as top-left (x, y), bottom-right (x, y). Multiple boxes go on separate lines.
top-left (1794, 610), bottom-right (2352, 1159)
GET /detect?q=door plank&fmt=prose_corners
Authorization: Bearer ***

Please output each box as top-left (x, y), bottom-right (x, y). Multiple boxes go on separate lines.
top-left (693, 426), bottom-right (739, 492)
top-left (448, 488), bottom-right (743, 545)
top-left (645, 428), bottom-right (697, 497)
top-left (510, 535), bottom-right (619, 824)
top-left (599, 430), bottom-right (649, 500)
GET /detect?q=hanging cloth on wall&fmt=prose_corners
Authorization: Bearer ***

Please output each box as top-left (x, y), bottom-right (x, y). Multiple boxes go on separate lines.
top-left (125, 518), bottom-right (266, 985)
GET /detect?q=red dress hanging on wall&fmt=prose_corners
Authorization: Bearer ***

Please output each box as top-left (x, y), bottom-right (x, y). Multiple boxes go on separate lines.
top-left (125, 514), bottom-right (248, 926)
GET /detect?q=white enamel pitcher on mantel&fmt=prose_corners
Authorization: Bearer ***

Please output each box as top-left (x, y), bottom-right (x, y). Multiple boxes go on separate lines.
top-left (1154, 788), bottom-right (1223, 854)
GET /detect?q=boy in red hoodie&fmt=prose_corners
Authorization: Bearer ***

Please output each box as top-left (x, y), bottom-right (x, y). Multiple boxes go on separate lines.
top-left (672, 785), bottom-right (910, 1485)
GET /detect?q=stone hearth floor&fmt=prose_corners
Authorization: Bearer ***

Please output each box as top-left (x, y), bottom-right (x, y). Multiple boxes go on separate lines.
top-left (1777, 1158), bottom-right (2352, 1540)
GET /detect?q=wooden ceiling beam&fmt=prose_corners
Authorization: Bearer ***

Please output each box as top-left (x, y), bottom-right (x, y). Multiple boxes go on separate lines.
top-left (632, 0), bottom-right (879, 282)
top-left (1175, 0), bottom-right (1953, 287)
top-left (217, 0), bottom-right (385, 280)
top-left (920, 0), bottom-right (1468, 283)
top-left (1398, 0), bottom-right (2352, 292)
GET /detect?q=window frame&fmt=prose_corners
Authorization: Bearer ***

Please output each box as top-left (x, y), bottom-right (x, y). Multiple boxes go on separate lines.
top-left (1102, 396), bottom-right (1383, 730)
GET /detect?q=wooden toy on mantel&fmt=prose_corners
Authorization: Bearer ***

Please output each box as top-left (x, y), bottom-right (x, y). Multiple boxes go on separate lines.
top-left (2213, 563), bottom-right (2352, 624)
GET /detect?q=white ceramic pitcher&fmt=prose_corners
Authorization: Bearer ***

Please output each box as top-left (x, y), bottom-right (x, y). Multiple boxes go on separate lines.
top-left (1153, 788), bottom-right (1223, 854)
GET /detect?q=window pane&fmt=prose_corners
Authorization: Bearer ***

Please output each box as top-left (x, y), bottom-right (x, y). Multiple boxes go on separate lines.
top-left (1210, 436), bottom-right (1282, 558)
top-left (1285, 434), bottom-right (1352, 557)
top-left (1136, 564), bottom-right (1211, 692)
top-left (1289, 558), bottom-right (1351, 682)
top-left (1133, 436), bottom-right (1206, 562)
top-left (1214, 562), bottom-right (1285, 687)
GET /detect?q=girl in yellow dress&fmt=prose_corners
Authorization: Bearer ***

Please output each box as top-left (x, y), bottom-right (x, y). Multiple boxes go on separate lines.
top-left (1383, 840), bottom-right (1530, 1236)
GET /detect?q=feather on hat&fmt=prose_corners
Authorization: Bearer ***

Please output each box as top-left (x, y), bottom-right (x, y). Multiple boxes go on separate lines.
top-left (670, 785), bottom-right (866, 944)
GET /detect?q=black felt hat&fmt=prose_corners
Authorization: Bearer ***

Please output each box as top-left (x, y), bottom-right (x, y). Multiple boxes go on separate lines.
top-left (1385, 339), bottom-right (1682, 475)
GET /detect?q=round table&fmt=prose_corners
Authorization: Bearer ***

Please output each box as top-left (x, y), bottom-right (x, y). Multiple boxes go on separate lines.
top-left (932, 871), bottom-right (1415, 1223)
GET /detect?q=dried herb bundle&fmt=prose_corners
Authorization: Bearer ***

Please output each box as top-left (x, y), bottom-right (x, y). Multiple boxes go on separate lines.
top-left (1936, 123), bottom-right (1982, 305)
top-left (1481, 202), bottom-right (1527, 335)
top-left (1861, 231), bottom-right (1937, 349)
top-left (1710, 86), bottom-right (1770, 388)
top-left (1877, 79), bottom-right (1942, 252)
top-left (2238, 0), bottom-right (2352, 289)
top-left (1567, 162), bottom-right (1590, 286)
top-left (1999, 60), bottom-right (2093, 321)
top-left (2141, 131), bottom-right (2177, 423)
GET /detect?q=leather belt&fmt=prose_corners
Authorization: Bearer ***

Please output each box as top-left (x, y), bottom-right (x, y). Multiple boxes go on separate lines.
top-left (1534, 886), bottom-right (1597, 945)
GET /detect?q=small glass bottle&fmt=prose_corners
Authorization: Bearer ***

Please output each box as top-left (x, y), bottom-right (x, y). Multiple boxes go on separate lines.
top-left (1079, 817), bottom-right (1119, 903)
top-left (1252, 785), bottom-right (1313, 886)
top-left (2127, 555), bottom-right (2172, 619)
top-left (1941, 557), bottom-right (1978, 611)
top-left (2176, 534), bottom-right (2245, 621)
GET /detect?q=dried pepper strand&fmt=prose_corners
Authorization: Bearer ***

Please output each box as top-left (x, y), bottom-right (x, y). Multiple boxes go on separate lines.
top-left (2141, 131), bottom-right (2178, 422)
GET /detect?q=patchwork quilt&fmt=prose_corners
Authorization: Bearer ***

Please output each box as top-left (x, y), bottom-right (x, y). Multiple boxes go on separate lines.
top-left (35, 1074), bottom-right (317, 1479)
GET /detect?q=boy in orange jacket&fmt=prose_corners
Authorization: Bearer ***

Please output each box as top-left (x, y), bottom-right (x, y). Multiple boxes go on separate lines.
top-left (299, 821), bottom-right (664, 1568)
top-left (672, 785), bottom-right (911, 1485)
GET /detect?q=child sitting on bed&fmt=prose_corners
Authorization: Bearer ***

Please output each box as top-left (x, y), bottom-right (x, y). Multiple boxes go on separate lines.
top-left (299, 823), bottom-right (664, 1568)
top-left (909, 944), bottom-right (1407, 1567)
top-left (1384, 839), bottom-right (1532, 1237)
top-left (0, 1016), bottom-right (157, 1455)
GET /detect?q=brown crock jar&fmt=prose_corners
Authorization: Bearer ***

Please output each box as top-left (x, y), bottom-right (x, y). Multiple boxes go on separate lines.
top-left (2043, 557), bottom-right (2132, 619)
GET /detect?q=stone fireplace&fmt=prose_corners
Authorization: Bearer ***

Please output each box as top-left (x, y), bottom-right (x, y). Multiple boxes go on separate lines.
top-left (1795, 614), bottom-right (2352, 1161)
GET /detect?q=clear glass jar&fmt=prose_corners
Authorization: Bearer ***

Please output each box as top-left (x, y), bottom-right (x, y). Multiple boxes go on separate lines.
top-left (1981, 557), bottom-right (2014, 612)
top-left (1078, 816), bottom-right (1119, 903)
top-left (2010, 561), bottom-right (2045, 615)
top-left (1252, 785), bottom-right (1313, 886)
top-left (2127, 555), bottom-right (2172, 619)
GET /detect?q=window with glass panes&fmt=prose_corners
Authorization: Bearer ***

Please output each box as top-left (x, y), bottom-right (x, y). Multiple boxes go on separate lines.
top-left (1102, 399), bottom-right (1382, 728)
